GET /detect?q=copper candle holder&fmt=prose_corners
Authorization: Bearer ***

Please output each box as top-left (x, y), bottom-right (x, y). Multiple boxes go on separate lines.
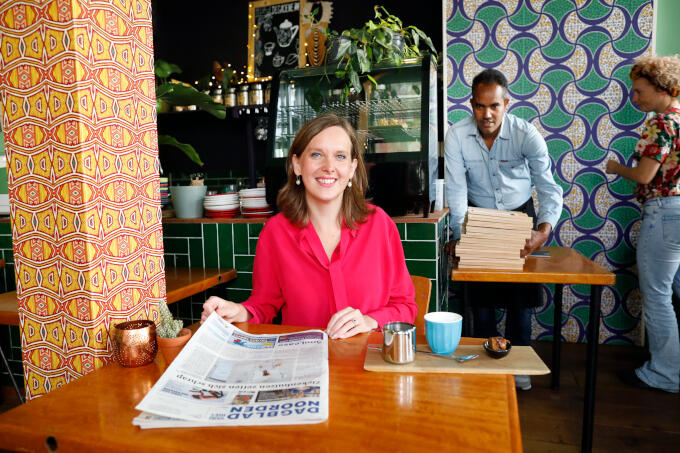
top-left (112, 320), bottom-right (158, 367)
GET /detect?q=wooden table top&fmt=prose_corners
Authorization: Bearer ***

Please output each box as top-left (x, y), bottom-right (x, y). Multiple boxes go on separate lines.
top-left (452, 246), bottom-right (616, 285)
top-left (165, 267), bottom-right (237, 304)
top-left (0, 290), bottom-right (18, 326)
top-left (0, 324), bottom-right (522, 453)
top-left (0, 268), bottom-right (237, 326)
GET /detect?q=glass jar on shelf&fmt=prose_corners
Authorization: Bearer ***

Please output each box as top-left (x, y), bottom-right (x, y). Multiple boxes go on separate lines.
top-left (249, 83), bottom-right (264, 105)
top-left (237, 85), bottom-right (250, 106)
top-left (212, 86), bottom-right (223, 104)
top-left (225, 87), bottom-right (237, 107)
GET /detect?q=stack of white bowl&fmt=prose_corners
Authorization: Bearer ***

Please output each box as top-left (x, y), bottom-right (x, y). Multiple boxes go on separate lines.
top-left (203, 192), bottom-right (240, 218)
top-left (239, 188), bottom-right (272, 218)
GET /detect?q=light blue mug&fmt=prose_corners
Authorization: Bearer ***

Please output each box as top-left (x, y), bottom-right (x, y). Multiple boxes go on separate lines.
top-left (424, 312), bottom-right (463, 355)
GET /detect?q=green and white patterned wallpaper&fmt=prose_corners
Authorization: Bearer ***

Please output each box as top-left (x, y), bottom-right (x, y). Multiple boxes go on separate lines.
top-left (445, 0), bottom-right (653, 345)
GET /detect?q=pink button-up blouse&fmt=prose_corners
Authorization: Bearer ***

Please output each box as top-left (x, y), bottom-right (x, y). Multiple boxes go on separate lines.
top-left (241, 205), bottom-right (416, 328)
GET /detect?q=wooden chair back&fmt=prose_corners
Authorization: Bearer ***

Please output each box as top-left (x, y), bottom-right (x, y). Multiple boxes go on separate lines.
top-left (411, 275), bottom-right (432, 335)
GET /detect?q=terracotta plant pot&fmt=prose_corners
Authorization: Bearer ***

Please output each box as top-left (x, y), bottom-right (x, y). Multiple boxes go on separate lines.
top-left (157, 328), bottom-right (192, 366)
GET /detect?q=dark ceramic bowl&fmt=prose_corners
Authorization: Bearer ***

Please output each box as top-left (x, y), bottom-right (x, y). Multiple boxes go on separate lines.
top-left (483, 340), bottom-right (511, 359)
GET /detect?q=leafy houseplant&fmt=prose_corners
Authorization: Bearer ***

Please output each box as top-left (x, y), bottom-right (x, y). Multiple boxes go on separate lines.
top-left (155, 60), bottom-right (227, 167)
top-left (305, 5), bottom-right (437, 110)
top-left (156, 300), bottom-right (192, 365)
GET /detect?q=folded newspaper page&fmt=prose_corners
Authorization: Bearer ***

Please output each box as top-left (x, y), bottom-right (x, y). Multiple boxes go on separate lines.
top-left (134, 312), bottom-right (329, 428)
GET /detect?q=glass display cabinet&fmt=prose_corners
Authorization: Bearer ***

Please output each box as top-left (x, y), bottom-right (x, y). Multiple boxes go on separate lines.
top-left (265, 55), bottom-right (437, 217)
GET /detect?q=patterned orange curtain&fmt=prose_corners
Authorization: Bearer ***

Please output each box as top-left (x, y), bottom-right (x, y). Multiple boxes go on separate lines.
top-left (0, 0), bottom-right (164, 399)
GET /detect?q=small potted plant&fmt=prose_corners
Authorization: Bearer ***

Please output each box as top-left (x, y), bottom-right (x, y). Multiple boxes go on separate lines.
top-left (156, 300), bottom-right (192, 366)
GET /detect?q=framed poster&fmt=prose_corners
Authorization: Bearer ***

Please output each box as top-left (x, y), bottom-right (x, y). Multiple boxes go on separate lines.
top-left (248, 0), bottom-right (307, 81)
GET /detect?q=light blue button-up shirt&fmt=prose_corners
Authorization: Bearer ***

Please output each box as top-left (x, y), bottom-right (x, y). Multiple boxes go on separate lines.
top-left (444, 113), bottom-right (563, 240)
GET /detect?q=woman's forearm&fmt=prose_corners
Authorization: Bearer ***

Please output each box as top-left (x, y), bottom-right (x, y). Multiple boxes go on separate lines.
top-left (606, 158), bottom-right (660, 184)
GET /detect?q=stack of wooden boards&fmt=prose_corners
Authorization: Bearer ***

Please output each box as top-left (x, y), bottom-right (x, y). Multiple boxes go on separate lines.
top-left (456, 207), bottom-right (533, 270)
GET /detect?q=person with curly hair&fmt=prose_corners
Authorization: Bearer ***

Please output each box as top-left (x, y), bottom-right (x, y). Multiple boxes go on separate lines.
top-left (606, 54), bottom-right (680, 393)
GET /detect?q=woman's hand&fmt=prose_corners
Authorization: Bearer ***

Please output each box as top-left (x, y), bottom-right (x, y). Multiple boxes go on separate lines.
top-left (326, 307), bottom-right (377, 339)
top-left (606, 157), bottom-right (660, 184)
top-left (201, 296), bottom-right (252, 324)
top-left (605, 159), bottom-right (621, 175)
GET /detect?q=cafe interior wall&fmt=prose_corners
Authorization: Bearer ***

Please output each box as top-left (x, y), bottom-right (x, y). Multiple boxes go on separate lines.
top-left (445, 0), bottom-right (655, 346)
top-left (150, 0), bottom-right (444, 181)
top-left (0, 0), bottom-right (165, 399)
top-left (153, 1), bottom-right (449, 339)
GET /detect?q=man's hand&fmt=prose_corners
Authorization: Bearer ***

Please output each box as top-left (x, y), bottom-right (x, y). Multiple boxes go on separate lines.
top-left (521, 222), bottom-right (551, 257)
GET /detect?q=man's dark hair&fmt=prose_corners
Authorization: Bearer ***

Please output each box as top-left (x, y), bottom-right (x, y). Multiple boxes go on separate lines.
top-left (471, 69), bottom-right (509, 99)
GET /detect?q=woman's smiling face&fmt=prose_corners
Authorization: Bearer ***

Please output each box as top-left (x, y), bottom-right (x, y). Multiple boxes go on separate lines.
top-left (631, 76), bottom-right (670, 113)
top-left (292, 126), bottom-right (357, 208)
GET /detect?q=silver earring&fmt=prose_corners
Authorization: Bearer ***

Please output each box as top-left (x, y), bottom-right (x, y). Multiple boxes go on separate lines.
top-left (348, 180), bottom-right (352, 188)
top-left (295, 175), bottom-right (301, 185)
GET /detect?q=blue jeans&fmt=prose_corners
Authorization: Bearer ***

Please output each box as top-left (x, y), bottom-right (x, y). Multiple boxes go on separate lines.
top-left (636, 197), bottom-right (680, 392)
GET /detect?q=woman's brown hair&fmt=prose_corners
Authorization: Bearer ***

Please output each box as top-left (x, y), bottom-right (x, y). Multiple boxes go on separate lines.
top-left (630, 54), bottom-right (680, 97)
top-left (276, 114), bottom-right (373, 228)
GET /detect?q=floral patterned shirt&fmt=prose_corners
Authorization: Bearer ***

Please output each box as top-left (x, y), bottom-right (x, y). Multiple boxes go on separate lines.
top-left (634, 107), bottom-right (680, 203)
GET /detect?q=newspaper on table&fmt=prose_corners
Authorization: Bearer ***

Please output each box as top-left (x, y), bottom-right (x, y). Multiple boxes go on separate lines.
top-left (134, 312), bottom-right (329, 428)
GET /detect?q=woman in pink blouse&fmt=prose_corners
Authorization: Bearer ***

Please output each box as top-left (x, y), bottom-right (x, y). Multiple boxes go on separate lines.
top-left (201, 114), bottom-right (416, 339)
top-left (606, 54), bottom-right (680, 393)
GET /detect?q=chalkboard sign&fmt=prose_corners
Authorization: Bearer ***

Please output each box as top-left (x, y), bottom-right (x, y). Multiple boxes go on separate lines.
top-left (248, 0), bottom-right (306, 80)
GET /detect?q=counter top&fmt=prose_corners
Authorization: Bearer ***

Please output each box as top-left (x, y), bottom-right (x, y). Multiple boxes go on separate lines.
top-left (163, 208), bottom-right (449, 224)
top-left (0, 210), bottom-right (449, 225)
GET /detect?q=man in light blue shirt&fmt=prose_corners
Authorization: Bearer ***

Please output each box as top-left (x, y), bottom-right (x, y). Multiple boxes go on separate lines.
top-left (445, 73), bottom-right (563, 249)
top-left (444, 69), bottom-right (563, 390)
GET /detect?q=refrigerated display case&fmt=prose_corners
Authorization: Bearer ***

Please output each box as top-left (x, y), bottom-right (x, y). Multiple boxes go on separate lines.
top-left (265, 55), bottom-right (437, 217)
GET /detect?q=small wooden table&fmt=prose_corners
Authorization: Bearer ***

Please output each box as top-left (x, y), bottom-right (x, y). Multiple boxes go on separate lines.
top-left (165, 267), bottom-right (237, 304)
top-left (0, 268), bottom-right (237, 326)
top-left (452, 246), bottom-right (616, 453)
top-left (0, 324), bottom-right (522, 452)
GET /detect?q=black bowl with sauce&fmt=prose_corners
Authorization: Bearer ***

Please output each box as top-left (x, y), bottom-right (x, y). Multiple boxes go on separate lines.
top-left (483, 340), bottom-right (511, 359)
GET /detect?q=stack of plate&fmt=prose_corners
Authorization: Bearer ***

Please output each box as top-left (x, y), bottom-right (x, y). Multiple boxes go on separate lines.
top-left (203, 193), bottom-right (240, 218)
top-left (160, 177), bottom-right (169, 207)
top-left (240, 188), bottom-right (272, 217)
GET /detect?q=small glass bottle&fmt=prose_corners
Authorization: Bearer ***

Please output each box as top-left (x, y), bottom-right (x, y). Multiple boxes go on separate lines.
top-left (225, 87), bottom-right (237, 107)
top-left (237, 85), bottom-right (250, 106)
top-left (249, 83), bottom-right (264, 105)
top-left (212, 86), bottom-right (223, 104)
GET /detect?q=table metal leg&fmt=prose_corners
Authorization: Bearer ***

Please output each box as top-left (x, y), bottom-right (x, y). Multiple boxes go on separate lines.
top-left (551, 284), bottom-right (564, 390)
top-left (462, 282), bottom-right (472, 337)
top-left (581, 284), bottom-right (602, 453)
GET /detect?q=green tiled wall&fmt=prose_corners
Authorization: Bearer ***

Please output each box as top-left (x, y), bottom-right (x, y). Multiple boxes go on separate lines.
top-left (162, 215), bottom-right (450, 327)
